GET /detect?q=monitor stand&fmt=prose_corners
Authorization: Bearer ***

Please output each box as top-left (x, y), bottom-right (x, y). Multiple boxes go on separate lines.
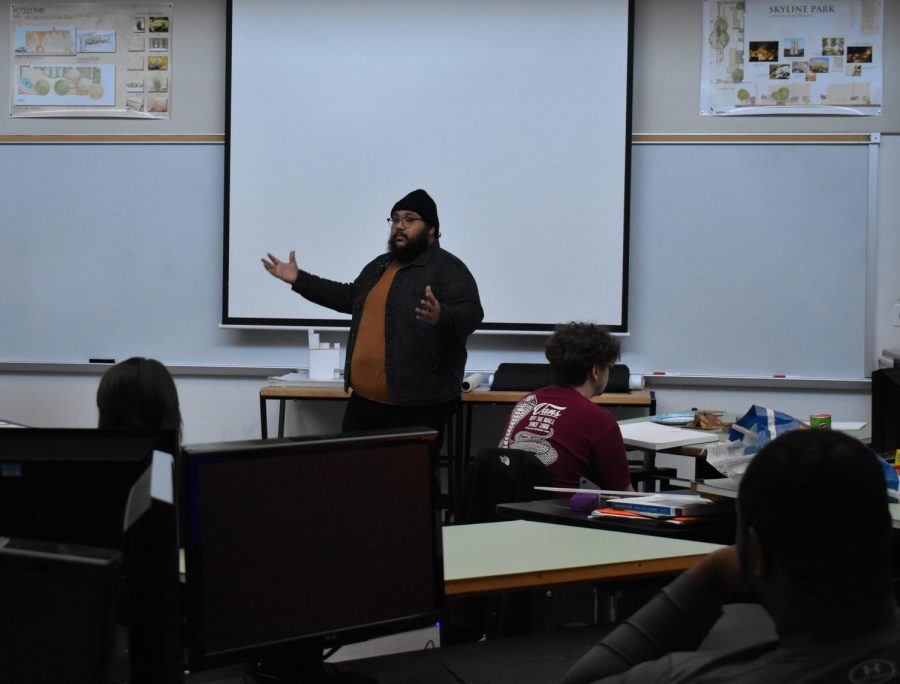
top-left (251, 640), bottom-right (379, 684)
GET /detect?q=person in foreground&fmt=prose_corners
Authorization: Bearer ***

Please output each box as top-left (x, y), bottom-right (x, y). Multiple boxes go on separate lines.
top-left (262, 189), bottom-right (483, 449)
top-left (559, 428), bottom-right (900, 684)
top-left (97, 356), bottom-right (182, 443)
top-left (498, 322), bottom-right (631, 491)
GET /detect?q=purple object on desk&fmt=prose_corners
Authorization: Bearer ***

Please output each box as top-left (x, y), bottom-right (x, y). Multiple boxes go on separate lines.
top-left (569, 492), bottom-right (599, 513)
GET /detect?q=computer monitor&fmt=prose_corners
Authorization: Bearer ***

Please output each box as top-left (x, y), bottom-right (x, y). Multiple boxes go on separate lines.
top-left (0, 428), bottom-right (175, 546)
top-left (180, 427), bottom-right (443, 679)
top-left (0, 428), bottom-right (182, 684)
top-left (0, 539), bottom-right (122, 684)
top-left (872, 367), bottom-right (900, 455)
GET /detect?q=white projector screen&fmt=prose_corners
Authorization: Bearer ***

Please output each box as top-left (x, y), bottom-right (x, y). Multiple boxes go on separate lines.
top-left (225, 0), bottom-right (633, 332)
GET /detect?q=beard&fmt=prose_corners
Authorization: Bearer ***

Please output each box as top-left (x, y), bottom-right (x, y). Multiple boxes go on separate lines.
top-left (388, 228), bottom-right (431, 263)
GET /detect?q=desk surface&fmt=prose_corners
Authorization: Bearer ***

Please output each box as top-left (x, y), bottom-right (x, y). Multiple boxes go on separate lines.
top-left (461, 389), bottom-right (653, 407)
top-left (261, 384), bottom-right (349, 399)
top-left (441, 520), bottom-right (720, 596)
top-left (619, 413), bottom-right (872, 456)
top-left (696, 477), bottom-right (900, 530)
top-left (260, 384), bottom-right (653, 407)
top-left (496, 499), bottom-right (735, 544)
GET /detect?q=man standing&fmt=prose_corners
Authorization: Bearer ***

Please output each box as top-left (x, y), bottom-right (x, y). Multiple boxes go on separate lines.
top-left (262, 189), bottom-right (483, 448)
top-left (498, 322), bottom-right (631, 491)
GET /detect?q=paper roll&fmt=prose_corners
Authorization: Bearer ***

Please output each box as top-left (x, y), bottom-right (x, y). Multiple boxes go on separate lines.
top-left (628, 374), bottom-right (645, 390)
top-left (461, 372), bottom-right (488, 392)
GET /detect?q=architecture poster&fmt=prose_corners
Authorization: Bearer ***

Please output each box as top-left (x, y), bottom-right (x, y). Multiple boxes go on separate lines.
top-left (10, 4), bottom-right (173, 118)
top-left (701, 0), bottom-right (882, 115)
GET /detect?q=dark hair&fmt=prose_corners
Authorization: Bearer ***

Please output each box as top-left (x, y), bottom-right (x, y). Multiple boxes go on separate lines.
top-left (97, 357), bottom-right (182, 443)
top-left (544, 322), bottom-right (621, 387)
top-left (738, 429), bottom-right (892, 593)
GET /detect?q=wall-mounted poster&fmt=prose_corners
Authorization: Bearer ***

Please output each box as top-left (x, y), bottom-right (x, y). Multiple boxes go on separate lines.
top-left (701, 0), bottom-right (882, 115)
top-left (10, 4), bottom-right (173, 118)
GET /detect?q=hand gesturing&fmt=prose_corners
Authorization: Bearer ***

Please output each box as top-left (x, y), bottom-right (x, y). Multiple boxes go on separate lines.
top-left (261, 250), bottom-right (299, 284)
top-left (415, 285), bottom-right (441, 325)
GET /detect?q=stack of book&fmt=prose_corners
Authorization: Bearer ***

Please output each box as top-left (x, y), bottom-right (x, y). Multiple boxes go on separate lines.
top-left (590, 493), bottom-right (731, 526)
top-left (266, 370), bottom-right (344, 388)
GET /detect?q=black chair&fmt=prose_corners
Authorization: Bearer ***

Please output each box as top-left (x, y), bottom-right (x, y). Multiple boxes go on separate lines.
top-left (491, 363), bottom-right (631, 393)
top-left (444, 448), bottom-right (553, 644)
top-left (454, 447), bottom-right (553, 525)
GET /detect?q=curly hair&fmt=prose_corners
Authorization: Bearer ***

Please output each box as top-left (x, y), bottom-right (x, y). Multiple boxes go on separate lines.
top-left (544, 322), bottom-right (620, 387)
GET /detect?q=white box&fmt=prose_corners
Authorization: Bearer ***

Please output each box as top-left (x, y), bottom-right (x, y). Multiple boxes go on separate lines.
top-left (309, 347), bottom-right (341, 381)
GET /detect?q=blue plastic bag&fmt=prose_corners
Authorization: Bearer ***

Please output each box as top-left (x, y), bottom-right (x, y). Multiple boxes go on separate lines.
top-left (878, 457), bottom-right (900, 503)
top-left (727, 404), bottom-right (807, 454)
top-left (706, 405), bottom-right (807, 481)
top-left (710, 405), bottom-right (899, 501)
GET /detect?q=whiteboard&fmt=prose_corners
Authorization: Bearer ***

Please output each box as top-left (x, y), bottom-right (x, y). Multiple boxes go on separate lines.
top-left (620, 142), bottom-right (869, 378)
top-left (0, 140), bottom-right (875, 380)
top-left (0, 144), bottom-right (236, 365)
top-left (224, 0), bottom-right (633, 331)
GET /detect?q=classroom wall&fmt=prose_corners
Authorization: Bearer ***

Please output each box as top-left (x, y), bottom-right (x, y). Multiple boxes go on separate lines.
top-left (2, 0), bottom-right (897, 442)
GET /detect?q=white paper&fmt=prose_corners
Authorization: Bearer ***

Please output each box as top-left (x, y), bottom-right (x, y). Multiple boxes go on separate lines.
top-left (534, 486), bottom-right (646, 497)
top-left (267, 369), bottom-right (343, 387)
top-left (618, 421), bottom-right (720, 450)
top-left (832, 421), bottom-right (867, 430)
top-left (618, 493), bottom-right (714, 505)
top-left (802, 420), bottom-right (867, 430)
top-left (706, 440), bottom-right (755, 481)
top-left (461, 372), bottom-right (487, 392)
top-left (151, 450), bottom-right (174, 504)
top-left (268, 371), bottom-right (306, 383)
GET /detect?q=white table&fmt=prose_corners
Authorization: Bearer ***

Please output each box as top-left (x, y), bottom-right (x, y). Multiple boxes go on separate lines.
top-left (442, 519), bottom-right (721, 596)
top-left (695, 477), bottom-right (900, 530)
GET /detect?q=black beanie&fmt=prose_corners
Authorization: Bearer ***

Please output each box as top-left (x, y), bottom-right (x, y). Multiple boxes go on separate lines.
top-left (391, 189), bottom-right (439, 231)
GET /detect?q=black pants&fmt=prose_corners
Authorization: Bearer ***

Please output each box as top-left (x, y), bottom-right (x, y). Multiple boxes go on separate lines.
top-left (342, 393), bottom-right (457, 456)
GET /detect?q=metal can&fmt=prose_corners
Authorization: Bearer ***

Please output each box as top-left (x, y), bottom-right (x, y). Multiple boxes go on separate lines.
top-left (810, 413), bottom-right (832, 429)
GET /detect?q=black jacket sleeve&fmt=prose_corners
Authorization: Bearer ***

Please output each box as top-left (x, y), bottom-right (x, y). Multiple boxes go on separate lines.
top-left (291, 269), bottom-right (357, 314)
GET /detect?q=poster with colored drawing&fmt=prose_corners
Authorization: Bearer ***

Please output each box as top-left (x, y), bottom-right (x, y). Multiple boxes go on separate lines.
top-left (10, 4), bottom-right (173, 118)
top-left (700, 0), bottom-right (882, 115)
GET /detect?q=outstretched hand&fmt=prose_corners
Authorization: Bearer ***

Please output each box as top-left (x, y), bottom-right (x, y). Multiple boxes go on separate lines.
top-left (415, 285), bottom-right (441, 325)
top-left (261, 250), bottom-right (299, 284)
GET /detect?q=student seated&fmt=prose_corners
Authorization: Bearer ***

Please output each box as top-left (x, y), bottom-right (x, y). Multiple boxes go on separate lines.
top-left (96, 357), bottom-right (182, 443)
top-left (498, 322), bottom-right (631, 491)
top-left (559, 428), bottom-right (900, 684)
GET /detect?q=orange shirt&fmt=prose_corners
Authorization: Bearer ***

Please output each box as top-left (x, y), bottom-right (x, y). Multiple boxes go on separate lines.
top-left (350, 262), bottom-right (401, 403)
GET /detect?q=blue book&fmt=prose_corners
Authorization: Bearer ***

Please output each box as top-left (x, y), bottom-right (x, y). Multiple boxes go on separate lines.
top-left (609, 495), bottom-right (729, 518)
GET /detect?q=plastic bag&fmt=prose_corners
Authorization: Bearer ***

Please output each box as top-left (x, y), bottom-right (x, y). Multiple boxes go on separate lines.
top-left (706, 404), bottom-right (900, 502)
top-left (880, 457), bottom-right (900, 502)
top-left (706, 405), bottom-right (806, 481)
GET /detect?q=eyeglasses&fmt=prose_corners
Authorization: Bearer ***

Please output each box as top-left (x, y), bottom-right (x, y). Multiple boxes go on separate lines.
top-left (386, 216), bottom-right (424, 228)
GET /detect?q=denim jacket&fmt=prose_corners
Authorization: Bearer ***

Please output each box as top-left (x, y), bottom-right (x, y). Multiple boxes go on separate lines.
top-left (292, 242), bottom-right (483, 403)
